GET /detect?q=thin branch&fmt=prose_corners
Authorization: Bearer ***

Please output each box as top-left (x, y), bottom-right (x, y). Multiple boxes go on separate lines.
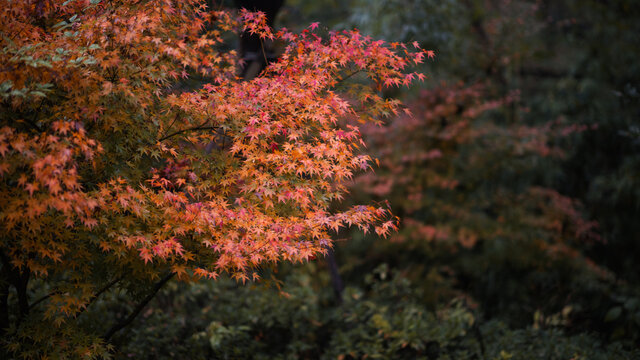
top-left (160, 114), bottom-right (181, 141)
top-left (158, 121), bottom-right (217, 142)
top-left (88, 274), bottom-right (126, 307)
top-left (21, 117), bottom-right (41, 132)
top-left (76, 273), bottom-right (127, 316)
top-left (260, 38), bottom-right (268, 67)
top-left (28, 290), bottom-right (61, 311)
top-left (103, 272), bottom-right (175, 341)
top-left (334, 69), bottom-right (362, 86)
top-left (30, 274), bottom-right (125, 313)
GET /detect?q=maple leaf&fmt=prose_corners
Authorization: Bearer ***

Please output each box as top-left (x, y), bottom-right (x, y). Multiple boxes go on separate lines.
top-left (139, 248), bottom-right (153, 264)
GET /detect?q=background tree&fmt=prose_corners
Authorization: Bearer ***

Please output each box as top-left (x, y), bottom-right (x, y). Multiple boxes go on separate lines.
top-left (234, 0), bottom-right (284, 79)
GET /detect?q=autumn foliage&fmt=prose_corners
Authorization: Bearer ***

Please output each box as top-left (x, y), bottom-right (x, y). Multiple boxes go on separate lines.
top-left (356, 82), bottom-right (600, 249)
top-left (0, 0), bottom-right (427, 356)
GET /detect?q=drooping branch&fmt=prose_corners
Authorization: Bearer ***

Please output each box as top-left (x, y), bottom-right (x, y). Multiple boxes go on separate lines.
top-left (103, 272), bottom-right (175, 341)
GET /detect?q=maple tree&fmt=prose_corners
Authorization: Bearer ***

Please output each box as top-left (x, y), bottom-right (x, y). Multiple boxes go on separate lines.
top-left (105, 0), bottom-right (640, 357)
top-left (354, 81), bottom-right (603, 272)
top-left (0, 0), bottom-right (428, 357)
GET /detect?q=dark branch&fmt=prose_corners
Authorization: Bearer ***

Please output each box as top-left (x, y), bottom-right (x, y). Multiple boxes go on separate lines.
top-left (29, 273), bottom-right (125, 314)
top-left (158, 122), bottom-right (217, 142)
top-left (472, 321), bottom-right (486, 358)
top-left (14, 268), bottom-right (30, 325)
top-left (0, 250), bottom-right (30, 324)
top-left (325, 246), bottom-right (344, 304)
top-left (74, 273), bottom-right (127, 317)
top-left (103, 272), bottom-right (175, 341)
top-left (334, 69), bottom-right (362, 86)
top-left (0, 262), bottom-right (10, 338)
top-left (85, 274), bottom-right (126, 311)
top-left (28, 290), bottom-right (60, 311)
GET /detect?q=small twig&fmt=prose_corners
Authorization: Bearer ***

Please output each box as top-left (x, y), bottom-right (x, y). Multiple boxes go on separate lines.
top-left (334, 69), bottom-right (362, 86)
top-left (103, 272), bottom-right (175, 341)
top-left (76, 273), bottom-right (126, 316)
top-left (260, 38), bottom-right (268, 66)
top-left (161, 114), bottom-right (181, 140)
top-left (29, 274), bottom-right (125, 312)
top-left (158, 118), bottom-right (217, 142)
top-left (28, 290), bottom-right (61, 311)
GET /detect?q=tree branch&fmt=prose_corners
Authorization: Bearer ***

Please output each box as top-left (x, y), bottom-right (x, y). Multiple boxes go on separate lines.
top-left (472, 322), bottom-right (486, 358)
top-left (334, 69), bottom-right (362, 86)
top-left (325, 246), bottom-right (344, 304)
top-left (15, 269), bottom-right (30, 324)
top-left (103, 272), bottom-right (175, 341)
top-left (80, 274), bottom-right (126, 314)
top-left (158, 123), bottom-right (218, 142)
top-left (0, 250), bottom-right (30, 324)
top-left (29, 274), bottom-right (125, 315)
top-left (28, 290), bottom-right (60, 311)
top-left (0, 262), bottom-right (10, 338)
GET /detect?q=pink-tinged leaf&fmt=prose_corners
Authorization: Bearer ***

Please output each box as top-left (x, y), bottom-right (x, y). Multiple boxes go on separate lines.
top-left (139, 248), bottom-right (153, 264)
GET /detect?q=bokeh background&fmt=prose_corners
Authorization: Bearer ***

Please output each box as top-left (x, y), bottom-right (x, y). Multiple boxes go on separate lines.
top-left (108, 0), bottom-right (640, 358)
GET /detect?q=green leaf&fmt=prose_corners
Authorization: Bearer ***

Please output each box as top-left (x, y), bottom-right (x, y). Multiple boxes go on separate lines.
top-left (52, 21), bottom-right (67, 29)
top-left (604, 306), bottom-right (622, 322)
top-left (623, 298), bottom-right (639, 311)
top-left (0, 80), bottom-right (13, 92)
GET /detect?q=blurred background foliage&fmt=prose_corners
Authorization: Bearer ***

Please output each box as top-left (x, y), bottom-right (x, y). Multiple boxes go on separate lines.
top-left (108, 0), bottom-right (640, 358)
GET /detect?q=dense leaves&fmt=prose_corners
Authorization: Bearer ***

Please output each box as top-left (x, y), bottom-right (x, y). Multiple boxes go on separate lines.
top-left (113, 265), bottom-right (639, 359)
